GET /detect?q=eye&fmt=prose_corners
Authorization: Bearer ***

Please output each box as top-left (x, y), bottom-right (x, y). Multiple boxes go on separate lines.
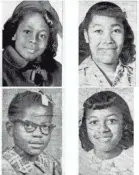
top-left (24, 121), bottom-right (34, 129)
top-left (39, 33), bottom-right (47, 40)
top-left (113, 29), bottom-right (122, 34)
top-left (94, 30), bottom-right (103, 34)
top-left (42, 124), bottom-right (48, 129)
top-left (108, 119), bottom-right (117, 124)
top-left (23, 30), bottom-right (31, 34)
top-left (89, 120), bottom-right (99, 125)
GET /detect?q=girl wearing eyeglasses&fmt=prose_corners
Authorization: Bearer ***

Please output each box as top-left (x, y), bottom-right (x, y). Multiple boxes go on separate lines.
top-left (2, 90), bottom-right (62, 175)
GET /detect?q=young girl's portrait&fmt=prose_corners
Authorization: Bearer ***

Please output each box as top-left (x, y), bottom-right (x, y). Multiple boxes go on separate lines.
top-left (2, 89), bottom-right (62, 175)
top-left (79, 1), bottom-right (136, 87)
top-left (2, 1), bottom-right (62, 86)
top-left (79, 89), bottom-right (133, 175)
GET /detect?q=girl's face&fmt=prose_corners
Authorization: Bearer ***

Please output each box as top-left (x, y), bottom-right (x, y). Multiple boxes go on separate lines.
top-left (12, 105), bottom-right (53, 156)
top-left (12, 12), bottom-right (50, 61)
top-left (86, 106), bottom-right (123, 152)
top-left (84, 15), bottom-right (124, 65)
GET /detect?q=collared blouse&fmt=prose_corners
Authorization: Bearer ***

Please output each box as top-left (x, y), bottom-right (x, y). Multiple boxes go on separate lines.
top-left (79, 57), bottom-right (135, 87)
top-left (79, 146), bottom-right (133, 175)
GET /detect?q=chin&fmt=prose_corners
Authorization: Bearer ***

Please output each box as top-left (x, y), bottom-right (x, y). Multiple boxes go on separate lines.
top-left (22, 55), bottom-right (38, 62)
top-left (97, 58), bottom-right (118, 65)
top-left (28, 149), bottom-right (43, 156)
top-left (96, 142), bottom-right (117, 152)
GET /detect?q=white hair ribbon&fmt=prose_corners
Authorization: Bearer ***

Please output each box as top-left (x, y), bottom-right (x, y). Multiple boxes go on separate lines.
top-left (29, 90), bottom-right (52, 106)
top-left (38, 91), bottom-right (52, 106)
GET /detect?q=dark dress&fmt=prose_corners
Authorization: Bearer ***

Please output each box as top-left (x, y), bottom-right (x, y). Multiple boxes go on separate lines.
top-left (3, 46), bottom-right (62, 86)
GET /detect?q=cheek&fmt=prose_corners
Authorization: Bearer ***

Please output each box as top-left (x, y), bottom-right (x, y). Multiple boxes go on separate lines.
top-left (88, 33), bottom-right (100, 44)
top-left (113, 35), bottom-right (124, 48)
top-left (87, 127), bottom-right (97, 140)
top-left (43, 134), bottom-right (51, 145)
top-left (13, 127), bottom-right (30, 144)
top-left (110, 124), bottom-right (123, 139)
top-left (38, 41), bottom-right (48, 51)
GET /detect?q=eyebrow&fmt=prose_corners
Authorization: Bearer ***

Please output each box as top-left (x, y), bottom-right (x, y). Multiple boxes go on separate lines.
top-left (24, 25), bottom-right (48, 32)
top-left (111, 24), bottom-right (123, 28)
top-left (91, 23), bottom-right (123, 28)
top-left (87, 113), bottom-right (120, 120)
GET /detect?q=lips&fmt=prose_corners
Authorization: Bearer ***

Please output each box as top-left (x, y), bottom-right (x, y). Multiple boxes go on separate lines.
top-left (29, 141), bottom-right (44, 145)
top-left (95, 134), bottom-right (112, 141)
top-left (27, 48), bottom-right (36, 54)
top-left (29, 141), bottom-right (44, 144)
top-left (29, 142), bottom-right (44, 149)
top-left (99, 48), bottom-right (116, 50)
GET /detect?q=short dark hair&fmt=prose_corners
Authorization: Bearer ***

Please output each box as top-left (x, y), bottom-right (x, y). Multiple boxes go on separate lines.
top-left (79, 91), bottom-right (133, 152)
top-left (79, 1), bottom-right (136, 65)
top-left (8, 91), bottom-right (53, 121)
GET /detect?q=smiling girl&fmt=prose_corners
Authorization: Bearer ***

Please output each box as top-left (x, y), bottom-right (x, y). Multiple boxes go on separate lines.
top-left (3, 1), bottom-right (62, 86)
top-left (79, 90), bottom-right (133, 175)
top-left (79, 1), bottom-right (136, 87)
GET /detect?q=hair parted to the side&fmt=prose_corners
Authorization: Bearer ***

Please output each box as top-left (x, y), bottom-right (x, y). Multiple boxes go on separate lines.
top-left (8, 91), bottom-right (53, 121)
top-left (79, 91), bottom-right (133, 152)
top-left (79, 1), bottom-right (136, 65)
top-left (3, 2), bottom-right (58, 74)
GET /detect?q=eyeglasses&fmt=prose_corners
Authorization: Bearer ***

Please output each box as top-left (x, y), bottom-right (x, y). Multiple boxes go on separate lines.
top-left (12, 119), bottom-right (56, 135)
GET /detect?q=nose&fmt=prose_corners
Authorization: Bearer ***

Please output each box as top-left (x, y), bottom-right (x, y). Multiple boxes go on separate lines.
top-left (102, 31), bottom-right (114, 44)
top-left (100, 121), bottom-right (110, 133)
top-left (32, 126), bottom-right (42, 137)
top-left (29, 33), bottom-right (37, 44)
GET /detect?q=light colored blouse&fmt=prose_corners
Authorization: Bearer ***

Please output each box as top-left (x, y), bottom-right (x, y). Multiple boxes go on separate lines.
top-left (79, 146), bottom-right (133, 175)
top-left (79, 57), bottom-right (135, 87)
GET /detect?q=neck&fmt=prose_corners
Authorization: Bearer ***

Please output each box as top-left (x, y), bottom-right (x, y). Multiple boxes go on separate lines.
top-left (95, 61), bottom-right (118, 73)
top-left (14, 145), bottom-right (38, 162)
top-left (94, 146), bottom-right (122, 160)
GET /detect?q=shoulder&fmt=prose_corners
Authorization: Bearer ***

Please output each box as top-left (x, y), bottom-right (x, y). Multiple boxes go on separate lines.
top-left (2, 158), bottom-right (17, 175)
top-left (122, 63), bottom-right (135, 86)
top-left (52, 59), bottom-right (62, 86)
top-left (54, 59), bottom-right (62, 71)
top-left (41, 151), bottom-right (62, 174)
top-left (112, 147), bottom-right (133, 174)
top-left (79, 56), bottom-right (92, 70)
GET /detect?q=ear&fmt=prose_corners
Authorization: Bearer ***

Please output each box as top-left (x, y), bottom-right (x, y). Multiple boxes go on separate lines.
top-left (6, 121), bottom-right (14, 137)
top-left (12, 34), bottom-right (16, 41)
top-left (84, 30), bottom-right (89, 43)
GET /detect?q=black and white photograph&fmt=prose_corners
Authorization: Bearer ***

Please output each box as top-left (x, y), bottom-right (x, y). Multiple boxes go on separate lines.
top-left (2, 88), bottom-right (62, 175)
top-left (79, 88), bottom-right (134, 175)
top-left (79, 1), bottom-right (136, 87)
top-left (2, 0), bottom-right (62, 86)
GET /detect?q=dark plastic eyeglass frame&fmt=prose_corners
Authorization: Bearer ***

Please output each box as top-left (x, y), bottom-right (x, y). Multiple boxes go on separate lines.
top-left (12, 119), bottom-right (56, 135)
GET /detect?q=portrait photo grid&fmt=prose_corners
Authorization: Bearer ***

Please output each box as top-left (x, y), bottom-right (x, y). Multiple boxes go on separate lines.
top-left (0, 0), bottom-right (139, 175)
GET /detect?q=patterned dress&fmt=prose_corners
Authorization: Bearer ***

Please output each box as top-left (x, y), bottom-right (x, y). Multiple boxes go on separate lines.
top-left (2, 147), bottom-right (61, 175)
top-left (79, 56), bottom-right (135, 87)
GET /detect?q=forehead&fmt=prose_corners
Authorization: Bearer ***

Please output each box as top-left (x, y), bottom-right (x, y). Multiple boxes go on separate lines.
top-left (19, 12), bottom-right (49, 30)
top-left (86, 106), bottom-right (123, 120)
top-left (89, 15), bottom-right (123, 27)
top-left (23, 105), bottom-right (53, 123)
